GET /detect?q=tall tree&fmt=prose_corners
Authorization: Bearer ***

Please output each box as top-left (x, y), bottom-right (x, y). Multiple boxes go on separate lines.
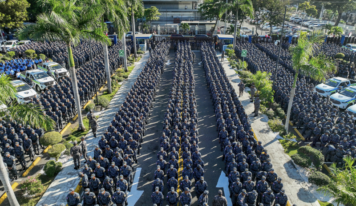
top-left (180, 23), bottom-right (190, 34)
top-left (144, 6), bottom-right (161, 25)
top-left (127, 0), bottom-right (144, 59)
top-left (227, 0), bottom-right (254, 49)
top-left (92, 0), bottom-right (129, 93)
top-left (284, 32), bottom-right (336, 132)
top-left (298, 1), bottom-right (318, 18)
top-left (325, 0), bottom-right (356, 26)
top-left (18, 0), bottom-right (110, 131)
top-left (259, 0), bottom-right (287, 34)
top-left (198, 0), bottom-right (228, 35)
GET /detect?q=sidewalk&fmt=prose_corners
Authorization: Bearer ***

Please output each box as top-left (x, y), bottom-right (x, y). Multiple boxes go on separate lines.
top-left (36, 52), bottom-right (150, 206)
top-left (218, 53), bottom-right (320, 206)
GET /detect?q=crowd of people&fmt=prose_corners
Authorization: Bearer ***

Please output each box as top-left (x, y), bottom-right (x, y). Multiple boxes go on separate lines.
top-left (66, 41), bottom-right (171, 206)
top-left (202, 42), bottom-right (288, 206)
top-left (0, 58), bottom-right (40, 76)
top-left (236, 41), bottom-right (356, 165)
top-left (11, 40), bottom-right (103, 69)
top-left (28, 43), bottom-right (125, 131)
top-left (1, 117), bottom-right (44, 180)
top-left (150, 41), bottom-right (209, 206)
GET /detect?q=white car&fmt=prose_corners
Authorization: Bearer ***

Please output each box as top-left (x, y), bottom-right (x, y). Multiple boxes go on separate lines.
top-left (343, 44), bottom-right (356, 52)
top-left (272, 27), bottom-right (282, 33)
top-left (314, 77), bottom-right (356, 97)
top-left (261, 23), bottom-right (270, 30)
top-left (11, 80), bottom-right (38, 104)
top-left (330, 86), bottom-right (356, 109)
top-left (1, 40), bottom-right (18, 52)
top-left (240, 27), bottom-right (252, 33)
top-left (19, 69), bottom-right (56, 92)
top-left (16, 40), bottom-right (31, 47)
top-left (38, 62), bottom-right (69, 80)
top-left (346, 104), bottom-right (356, 120)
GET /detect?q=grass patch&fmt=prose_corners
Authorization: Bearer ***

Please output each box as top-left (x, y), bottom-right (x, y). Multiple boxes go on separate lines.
top-left (279, 139), bottom-right (299, 156)
top-left (17, 174), bottom-right (55, 206)
top-left (101, 85), bottom-right (120, 102)
top-left (318, 200), bottom-right (333, 206)
top-left (66, 117), bottom-right (90, 143)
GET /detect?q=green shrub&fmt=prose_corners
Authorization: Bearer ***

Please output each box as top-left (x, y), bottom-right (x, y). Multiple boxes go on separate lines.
top-left (276, 107), bottom-right (285, 119)
top-left (227, 44), bottom-right (233, 49)
top-left (20, 176), bottom-right (44, 195)
top-left (137, 49), bottom-right (144, 54)
top-left (335, 53), bottom-right (345, 59)
top-left (260, 104), bottom-right (267, 114)
top-left (291, 153), bottom-right (310, 167)
top-left (40, 132), bottom-right (62, 146)
top-left (6, 51), bottom-right (15, 58)
top-left (48, 144), bottom-right (66, 161)
top-left (117, 77), bottom-right (123, 82)
top-left (1, 56), bottom-right (11, 61)
top-left (44, 160), bottom-right (62, 177)
top-left (238, 70), bottom-right (253, 79)
top-left (98, 96), bottom-right (110, 108)
top-left (122, 74), bottom-right (129, 79)
top-left (283, 132), bottom-right (297, 140)
top-left (298, 146), bottom-right (324, 170)
top-left (85, 102), bottom-right (95, 113)
top-left (117, 69), bottom-right (124, 73)
top-left (39, 53), bottom-right (46, 60)
top-left (268, 118), bottom-right (286, 134)
top-left (265, 110), bottom-right (276, 119)
top-left (62, 140), bottom-right (73, 150)
top-left (25, 49), bottom-right (36, 58)
top-left (309, 171), bottom-right (331, 186)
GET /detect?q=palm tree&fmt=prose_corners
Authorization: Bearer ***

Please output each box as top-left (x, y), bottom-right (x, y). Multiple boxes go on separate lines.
top-left (18, 0), bottom-right (110, 131)
top-left (318, 156), bottom-right (356, 206)
top-left (198, 0), bottom-right (228, 35)
top-left (0, 75), bottom-right (55, 206)
top-left (328, 26), bottom-right (344, 37)
top-left (227, 0), bottom-right (254, 49)
top-left (284, 32), bottom-right (336, 132)
top-left (127, 0), bottom-right (144, 59)
top-left (92, 0), bottom-right (129, 93)
top-left (226, 24), bottom-right (235, 34)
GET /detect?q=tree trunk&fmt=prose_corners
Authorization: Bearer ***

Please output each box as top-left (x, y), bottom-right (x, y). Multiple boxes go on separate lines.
top-left (123, 32), bottom-right (128, 72)
top-left (132, 10), bottom-right (137, 59)
top-left (284, 73), bottom-right (298, 132)
top-left (0, 155), bottom-right (19, 206)
top-left (233, 10), bottom-right (238, 49)
top-left (212, 18), bottom-right (219, 35)
top-left (67, 43), bottom-right (85, 131)
top-left (102, 44), bottom-right (112, 94)
top-left (334, 8), bottom-right (342, 26)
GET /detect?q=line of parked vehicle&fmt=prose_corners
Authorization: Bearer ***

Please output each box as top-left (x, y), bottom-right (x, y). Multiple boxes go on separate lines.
top-left (0, 40), bottom-right (31, 53)
top-left (314, 77), bottom-right (356, 117)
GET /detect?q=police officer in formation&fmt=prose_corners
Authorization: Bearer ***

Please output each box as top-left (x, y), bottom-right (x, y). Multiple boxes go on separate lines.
top-left (201, 42), bottom-right (289, 206)
top-left (234, 40), bottom-right (356, 166)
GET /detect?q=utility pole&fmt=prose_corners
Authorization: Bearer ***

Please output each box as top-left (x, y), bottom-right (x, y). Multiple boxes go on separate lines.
top-left (319, 3), bottom-right (324, 20)
top-left (122, 33), bottom-right (128, 72)
top-left (274, 6), bottom-right (287, 81)
top-left (0, 155), bottom-right (20, 206)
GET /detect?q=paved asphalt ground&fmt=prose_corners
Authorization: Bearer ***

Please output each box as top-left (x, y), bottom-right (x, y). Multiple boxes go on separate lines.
top-left (135, 50), bottom-right (175, 205)
top-left (136, 50), bottom-right (225, 205)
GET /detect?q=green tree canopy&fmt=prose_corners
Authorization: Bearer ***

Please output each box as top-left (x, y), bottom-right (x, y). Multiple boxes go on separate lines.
top-left (180, 23), bottom-right (190, 34)
top-left (144, 6), bottom-right (160, 23)
top-left (325, 0), bottom-right (356, 26)
top-left (259, 0), bottom-right (288, 33)
top-left (0, 0), bottom-right (30, 28)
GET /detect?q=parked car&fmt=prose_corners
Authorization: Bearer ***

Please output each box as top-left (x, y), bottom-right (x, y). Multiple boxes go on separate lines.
top-left (240, 27), bottom-right (252, 33)
top-left (343, 44), bottom-right (356, 52)
top-left (0, 40), bottom-right (18, 52)
top-left (10, 80), bottom-right (38, 104)
top-left (16, 40), bottom-right (31, 47)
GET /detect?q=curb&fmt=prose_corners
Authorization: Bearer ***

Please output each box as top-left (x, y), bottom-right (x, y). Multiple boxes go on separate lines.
top-left (60, 123), bottom-right (72, 135)
top-left (0, 182), bottom-right (19, 205)
top-left (22, 157), bottom-right (41, 177)
top-left (43, 145), bottom-right (51, 153)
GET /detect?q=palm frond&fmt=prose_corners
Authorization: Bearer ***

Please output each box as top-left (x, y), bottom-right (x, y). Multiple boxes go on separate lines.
top-left (8, 104), bottom-right (55, 131)
top-left (0, 75), bottom-right (16, 104)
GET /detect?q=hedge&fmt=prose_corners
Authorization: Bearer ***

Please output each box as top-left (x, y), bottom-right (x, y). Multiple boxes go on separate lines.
top-left (291, 153), bottom-right (309, 168)
top-left (309, 171), bottom-right (331, 186)
top-left (122, 74), bottom-right (129, 79)
top-left (39, 54), bottom-right (46, 60)
top-left (98, 96), bottom-right (110, 108)
top-left (40, 132), bottom-right (62, 146)
top-left (85, 102), bottom-right (95, 112)
top-left (335, 53), bottom-right (345, 59)
top-left (298, 146), bottom-right (324, 170)
top-left (44, 160), bottom-right (62, 177)
top-left (25, 49), bottom-right (36, 58)
top-left (6, 51), bottom-right (15, 58)
top-left (48, 144), bottom-right (66, 161)
top-left (276, 108), bottom-right (285, 119)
